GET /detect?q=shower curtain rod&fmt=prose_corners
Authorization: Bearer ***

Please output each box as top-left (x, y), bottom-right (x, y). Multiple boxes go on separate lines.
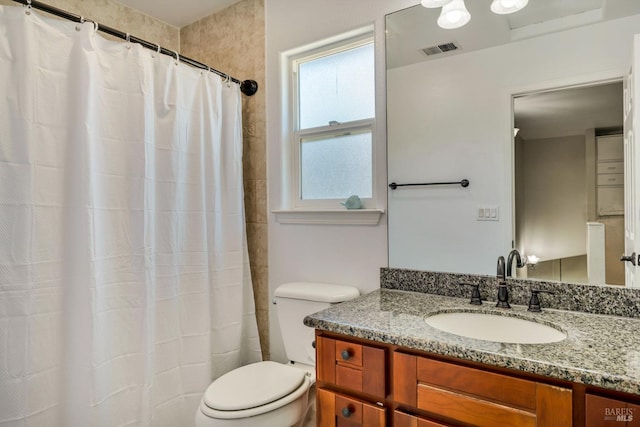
top-left (10, 0), bottom-right (259, 96)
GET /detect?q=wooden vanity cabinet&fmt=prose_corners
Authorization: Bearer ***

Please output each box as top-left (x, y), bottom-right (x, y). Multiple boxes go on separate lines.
top-left (316, 331), bottom-right (640, 427)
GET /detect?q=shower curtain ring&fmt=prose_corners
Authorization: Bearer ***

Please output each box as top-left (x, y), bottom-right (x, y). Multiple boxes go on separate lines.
top-left (125, 33), bottom-right (131, 49)
top-left (173, 50), bottom-right (179, 66)
top-left (84, 19), bottom-right (98, 33)
top-left (25, 0), bottom-right (32, 15)
top-left (152, 43), bottom-right (160, 58)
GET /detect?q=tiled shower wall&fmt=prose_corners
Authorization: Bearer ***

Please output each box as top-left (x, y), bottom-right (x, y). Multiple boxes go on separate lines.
top-left (179, 0), bottom-right (270, 361)
top-left (1, 0), bottom-right (269, 360)
top-left (0, 0), bottom-right (180, 50)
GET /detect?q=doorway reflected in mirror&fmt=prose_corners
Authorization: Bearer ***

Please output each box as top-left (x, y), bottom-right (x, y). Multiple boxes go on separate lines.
top-left (513, 82), bottom-right (624, 285)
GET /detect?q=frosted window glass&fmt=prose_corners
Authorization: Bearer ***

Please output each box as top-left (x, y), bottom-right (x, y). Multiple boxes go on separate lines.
top-left (299, 43), bottom-right (375, 129)
top-left (300, 131), bottom-right (372, 200)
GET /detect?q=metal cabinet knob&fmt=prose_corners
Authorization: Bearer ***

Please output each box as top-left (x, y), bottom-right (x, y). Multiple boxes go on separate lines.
top-left (341, 349), bottom-right (351, 361)
top-left (341, 406), bottom-right (353, 418)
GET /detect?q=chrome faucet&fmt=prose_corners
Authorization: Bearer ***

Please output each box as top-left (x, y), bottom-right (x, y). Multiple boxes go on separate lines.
top-left (506, 249), bottom-right (526, 278)
top-left (496, 256), bottom-right (510, 308)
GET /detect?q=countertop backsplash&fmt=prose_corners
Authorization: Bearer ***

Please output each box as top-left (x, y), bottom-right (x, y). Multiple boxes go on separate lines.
top-left (381, 268), bottom-right (640, 319)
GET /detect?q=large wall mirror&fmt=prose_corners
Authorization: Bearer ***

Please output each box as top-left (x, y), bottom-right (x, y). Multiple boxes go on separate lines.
top-left (386, 1), bottom-right (640, 287)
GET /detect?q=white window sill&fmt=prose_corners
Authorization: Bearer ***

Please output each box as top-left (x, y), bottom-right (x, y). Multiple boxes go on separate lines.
top-left (272, 209), bottom-right (384, 225)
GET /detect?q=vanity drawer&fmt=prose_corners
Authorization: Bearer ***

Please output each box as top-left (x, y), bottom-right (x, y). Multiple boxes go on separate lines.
top-left (317, 388), bottom-right (386, 427)
top-left (416, 357), bottom-right (537, 409)
top-left (317, 336), bottom-right (386, 399)
top-left (393, 352), bottom-right (572, 427)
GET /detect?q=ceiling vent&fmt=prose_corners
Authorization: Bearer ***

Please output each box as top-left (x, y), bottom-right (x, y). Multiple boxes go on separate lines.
top-left (421, 42), bottom-right (461, 56)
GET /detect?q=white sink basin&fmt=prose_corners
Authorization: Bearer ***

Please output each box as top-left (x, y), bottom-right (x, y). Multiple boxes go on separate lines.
top-left (425, 311), bottom-right (566, 344)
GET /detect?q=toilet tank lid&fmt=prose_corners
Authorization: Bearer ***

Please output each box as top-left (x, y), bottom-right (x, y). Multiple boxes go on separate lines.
top-left (274, 282), bottom-right (360, 303)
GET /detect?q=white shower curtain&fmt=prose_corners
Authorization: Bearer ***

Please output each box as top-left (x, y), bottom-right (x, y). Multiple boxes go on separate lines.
top-left (0, 5), bottom-right (262, 427)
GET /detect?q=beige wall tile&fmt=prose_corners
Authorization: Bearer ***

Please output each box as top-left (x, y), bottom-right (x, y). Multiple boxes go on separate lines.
top-left (180, 0), bottom-right (268, 359)
top-left (245, 138), bottom-right (267, 181)
top-left (1, 0), bottom-right (179, 51)
top-left (251, 264), bottom-right (270, 359)
top-left (255, 180), bottom-right (267, 223)
top-left (246, 223), bottom-right (268, 268)
top-left (255, 308), bottom-right (270, 360)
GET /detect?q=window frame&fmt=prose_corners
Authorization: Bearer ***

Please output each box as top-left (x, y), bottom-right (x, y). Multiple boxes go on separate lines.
top-left (289, 33), bottom-right (377, 211)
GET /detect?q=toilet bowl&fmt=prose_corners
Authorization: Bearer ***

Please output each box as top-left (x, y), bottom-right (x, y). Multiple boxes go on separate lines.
top-left (195, 282), bottom-right (359, 427)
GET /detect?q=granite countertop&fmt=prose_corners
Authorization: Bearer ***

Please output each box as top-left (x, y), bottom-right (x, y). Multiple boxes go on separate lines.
top-left (304, 288), bottom-right (640, 395)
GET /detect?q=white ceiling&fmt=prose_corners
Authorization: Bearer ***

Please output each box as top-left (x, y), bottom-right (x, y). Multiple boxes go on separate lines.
top-left (514, 82), bottom-right (623, 141)
top-left (117, 0), bottom-right (242, 28)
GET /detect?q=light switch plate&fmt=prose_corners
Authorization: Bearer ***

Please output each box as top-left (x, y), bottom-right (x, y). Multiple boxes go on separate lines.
top-left (477, 205), bottom-right (499, 221)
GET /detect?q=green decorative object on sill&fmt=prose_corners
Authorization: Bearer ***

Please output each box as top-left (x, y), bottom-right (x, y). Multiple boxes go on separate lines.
top-left (341, 195), bottom-right (362, 210)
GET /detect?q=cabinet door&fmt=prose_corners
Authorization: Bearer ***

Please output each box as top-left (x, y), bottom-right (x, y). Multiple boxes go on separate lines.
top-left (316, 336), bottom-right (386, 399)
top-left (393, 352), bottom-right (572, 427)
top-left (317, 388), bottom-right (386, 427)
top-left (598, 135), bottom-right (624, 161)
top-left (598, 186), bottom-right (625, 215)
top-left (586, 394), bottom-right (640, 426)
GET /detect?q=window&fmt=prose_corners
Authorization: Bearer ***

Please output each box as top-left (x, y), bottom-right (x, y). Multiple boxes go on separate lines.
top-left (290, 35), bottom-right (376, 209)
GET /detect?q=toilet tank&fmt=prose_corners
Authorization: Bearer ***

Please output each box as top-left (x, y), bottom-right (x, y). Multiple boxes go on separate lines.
top-left (274, 282), bottom-right (360, 366)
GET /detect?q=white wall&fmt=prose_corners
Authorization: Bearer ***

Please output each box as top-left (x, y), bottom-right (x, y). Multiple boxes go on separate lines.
top-left (265, 0), bottom-right (414, 362)
top-left (517, 135), bottom-right (587, 262)
top-left (387, 14), bottom-right (640, 276)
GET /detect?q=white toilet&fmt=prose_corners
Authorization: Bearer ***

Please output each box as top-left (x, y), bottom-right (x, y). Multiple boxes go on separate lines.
top-left (195, 282), bottom-right (360, 427)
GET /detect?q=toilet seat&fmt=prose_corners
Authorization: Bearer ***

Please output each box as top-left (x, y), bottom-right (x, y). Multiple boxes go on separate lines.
top-left (200, 361), bottom-right (312, 420)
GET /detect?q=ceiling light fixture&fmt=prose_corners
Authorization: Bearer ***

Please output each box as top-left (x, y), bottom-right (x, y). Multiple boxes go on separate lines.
top-left (421, 0), bottom-right (453, 7)
top-left (437, 0), bottom-right (470, 29)
top-left (423, 0), bottom-right (528, 30)
top-left (490, 0), bottom-right (529, 15)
